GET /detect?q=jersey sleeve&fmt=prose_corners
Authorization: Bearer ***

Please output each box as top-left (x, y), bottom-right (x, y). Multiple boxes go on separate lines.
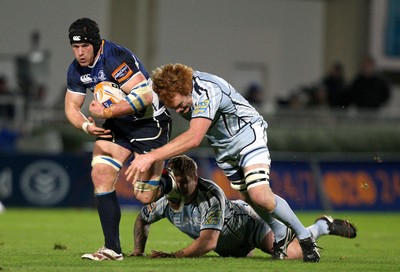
top-left (191, 80), bottom-right (222, 121)
top-left (139, 198), bottom-right (168, 224)
top-left (66, 63), bottom-right (87, 95)
top-left (104, 45), bottom-right (148, 86)
top-left (199, 192), bottom-right (225, 231)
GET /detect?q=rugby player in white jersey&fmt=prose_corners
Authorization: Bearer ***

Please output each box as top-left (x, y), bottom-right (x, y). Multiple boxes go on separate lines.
top-left (125, 63), bottom-right (321, 262)
top-left (130, 155), bottom-right (357, 259)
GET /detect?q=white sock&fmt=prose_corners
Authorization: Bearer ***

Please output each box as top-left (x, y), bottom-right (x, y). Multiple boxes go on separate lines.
top-left (271, 195), bottom-right (311, 240)
top-left (307, 219), bottom-right (329, 239)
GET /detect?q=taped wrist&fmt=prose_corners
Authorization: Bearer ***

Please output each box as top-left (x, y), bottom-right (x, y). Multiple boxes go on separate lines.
top-left (103, 106), bottom-right (114, 118)
top-left (82, 121), bottom-right (93, 134)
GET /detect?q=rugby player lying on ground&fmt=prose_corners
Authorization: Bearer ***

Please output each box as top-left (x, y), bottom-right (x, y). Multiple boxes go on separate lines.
top-left (130, 155), bottom-right (357, 259)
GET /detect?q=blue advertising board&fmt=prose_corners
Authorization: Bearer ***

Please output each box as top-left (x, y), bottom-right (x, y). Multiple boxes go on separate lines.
top-left (0, 153), bottom-right (94, 207)
top-left (1, 153), bottom-right (399, 211)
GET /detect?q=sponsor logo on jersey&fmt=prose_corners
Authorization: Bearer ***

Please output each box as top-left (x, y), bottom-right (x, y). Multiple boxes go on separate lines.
top-left (80, 74), bottom-right (93, 84)
top-left (193, 100), bottom-right (210, 114)
top-left (112, 63), bottom-right (133, 83)
top-left (204, 210), bottom-right (221, 225)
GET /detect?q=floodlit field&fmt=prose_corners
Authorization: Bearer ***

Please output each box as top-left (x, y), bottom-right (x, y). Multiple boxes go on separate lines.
top-left (0, 208), bottom-right (399, 271)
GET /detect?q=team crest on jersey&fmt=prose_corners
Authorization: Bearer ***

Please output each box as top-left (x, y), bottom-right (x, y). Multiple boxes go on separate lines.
top-left (193, 100), bottom-right (210, 114)
top-left (204, 210), bottom-right (221, 225)
top-left (97, 70), bottom-right (107, 81)
top-left (112, 62), bottom-right (133, 83)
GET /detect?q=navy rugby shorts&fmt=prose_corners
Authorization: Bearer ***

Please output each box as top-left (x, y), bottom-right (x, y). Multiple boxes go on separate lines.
top-left (98, 112), bottom-right (171, 154)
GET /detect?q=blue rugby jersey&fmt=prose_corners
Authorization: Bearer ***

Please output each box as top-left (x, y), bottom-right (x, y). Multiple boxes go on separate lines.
top-left (66, 40), bottom-right (165, 121)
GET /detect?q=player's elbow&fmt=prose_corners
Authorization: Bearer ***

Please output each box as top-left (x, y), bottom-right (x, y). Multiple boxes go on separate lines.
top-left (199, 235), bottom-right (218, 252)
top-left (64, 106), bottom-right (77, 124)
top-left (193, 241), bottom-right (217, 257)
top-left (200, 242), bottom-right (218, 257)
top-left (185, 132), bottom-right (204, 148)
top-left (188, 137), bottom-right (202, 149)
top-left (205, 240), bottom-right (218, 252)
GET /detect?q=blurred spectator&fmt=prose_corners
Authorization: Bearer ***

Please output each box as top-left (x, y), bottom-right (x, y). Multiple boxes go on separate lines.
top-left (0, 75), bottom-right (16, 118)
top-left (276, 85), bottom-right (311, 109)
top-left (306, 62), bottom-right (348, 108)
top-left (0, 76), bottom-right (12, 95)
top-left (0, 76), bottom-right (20, 152)
top-left (345, 56), bottom-right (391, 110)
top-left (245, 83), bottom-right (263, 107)
top-left (278, 83), bottom-right (328, 109)
top-left (320, 62), bottom-right (348, 108)
top-left (305, 84), bottom-right (328, 107)
top-left (16, 30), bottom-right (50, 108)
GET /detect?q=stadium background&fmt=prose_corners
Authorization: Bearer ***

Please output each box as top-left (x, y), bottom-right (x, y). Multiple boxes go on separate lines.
top-left (1, 0), bottom-right (400, 211)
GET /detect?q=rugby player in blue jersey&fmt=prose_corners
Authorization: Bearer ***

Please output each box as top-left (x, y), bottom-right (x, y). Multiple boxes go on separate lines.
top-left (64, 18), bottom-right (176, 261)
top-left (125, 63), bottom-right (321, 262)
top-left (131, 155), bottom-right (356, 259)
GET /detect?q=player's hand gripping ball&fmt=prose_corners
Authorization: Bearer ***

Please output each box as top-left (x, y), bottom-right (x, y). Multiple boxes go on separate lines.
top-left (93, 81), bottom-right (126, 108)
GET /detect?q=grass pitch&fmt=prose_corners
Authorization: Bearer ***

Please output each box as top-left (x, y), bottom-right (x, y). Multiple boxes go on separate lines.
top-left (0, 208), bottom-right (399, 271)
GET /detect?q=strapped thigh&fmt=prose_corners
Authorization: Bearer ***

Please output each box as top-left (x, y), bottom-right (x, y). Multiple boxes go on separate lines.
top-left (244, 167), bottom-right (270, 190)
top-left (228, 169), bottom-right (247, 192)
top-left (229, 166), bottom-right (270, 192)
top-left (133, 179), bottom-right (161, 192)
top-left (91, 155), bottom-right (123, 171)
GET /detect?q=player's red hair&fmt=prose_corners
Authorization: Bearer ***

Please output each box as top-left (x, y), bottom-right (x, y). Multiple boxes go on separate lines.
top-left (151, 63), bottom-right (193, 105)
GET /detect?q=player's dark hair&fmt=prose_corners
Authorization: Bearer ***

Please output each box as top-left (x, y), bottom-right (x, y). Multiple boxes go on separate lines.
top-left (168, 155), bottom-right (197, 181)
top-left (68, 18), bottom-right (101, 56)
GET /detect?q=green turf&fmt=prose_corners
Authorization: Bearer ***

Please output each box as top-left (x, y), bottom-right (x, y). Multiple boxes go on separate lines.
top-left (0, 208), bottom-right (399, 271)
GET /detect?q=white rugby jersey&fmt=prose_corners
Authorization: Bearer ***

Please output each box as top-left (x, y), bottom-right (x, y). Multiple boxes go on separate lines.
top-left (140, 178), bottom-right (231, 238)
top-left (181, 71), bottom-right (267, 141)
top-left (180, 71), bottom-right (270, 168)
top-left (139, 178), bottom-right (269, 257)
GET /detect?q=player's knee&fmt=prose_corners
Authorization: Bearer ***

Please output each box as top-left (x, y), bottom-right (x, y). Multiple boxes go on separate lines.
top-left (91, 156), bottom-right (123, 190)
top-left (247, 189), bottom-right (276, 212)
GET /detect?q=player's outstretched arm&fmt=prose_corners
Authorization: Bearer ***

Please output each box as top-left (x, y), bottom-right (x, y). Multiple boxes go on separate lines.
top-left (130, 214), bottom-right (151, 256)
top-left (125, 118), bottom-right (211, 183)
top-left (151, 229), bottom-right (220, 258)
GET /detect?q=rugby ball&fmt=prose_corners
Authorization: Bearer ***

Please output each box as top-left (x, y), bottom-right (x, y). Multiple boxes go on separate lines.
top-left (93, 81), bottom-right (126, 108)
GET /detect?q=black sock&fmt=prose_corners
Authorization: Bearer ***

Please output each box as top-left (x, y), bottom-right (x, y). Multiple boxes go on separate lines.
top-left (95, 191), bottom-right (121, 254)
